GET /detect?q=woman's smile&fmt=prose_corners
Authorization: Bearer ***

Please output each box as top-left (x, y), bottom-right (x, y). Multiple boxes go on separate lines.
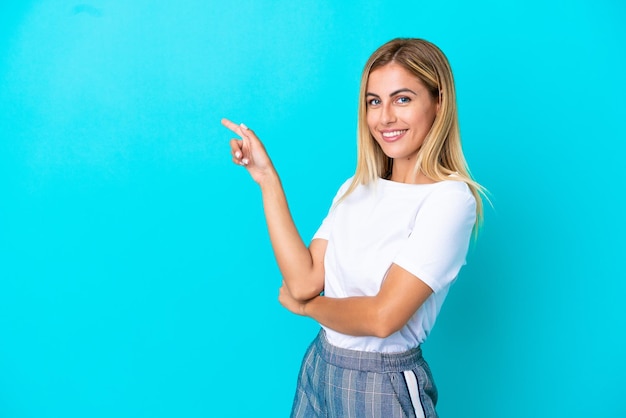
top-left (380, 129), bottom-right (408, 142)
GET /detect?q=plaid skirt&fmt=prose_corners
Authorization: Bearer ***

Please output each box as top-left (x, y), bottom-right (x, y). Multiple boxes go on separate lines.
top-left (291, 330), bottom-right (438, 418)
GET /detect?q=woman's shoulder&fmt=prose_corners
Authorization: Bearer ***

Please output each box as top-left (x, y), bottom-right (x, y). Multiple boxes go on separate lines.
top-left (426, 179), bottom-right (476, 210)
top-left (433, 178), bottom-right (472, 193)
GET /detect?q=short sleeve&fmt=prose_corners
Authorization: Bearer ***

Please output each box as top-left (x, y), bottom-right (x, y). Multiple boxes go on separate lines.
top-left (393, 185), bottom-right (477, 293)
top-left (312, 178), bottom-right (353, 241)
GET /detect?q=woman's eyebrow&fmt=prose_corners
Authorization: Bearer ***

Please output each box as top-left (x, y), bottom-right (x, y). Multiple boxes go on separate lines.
top-left (389, 88), bottom-right (417, 96)
top-left (366, 88), bottom-right (417, 98)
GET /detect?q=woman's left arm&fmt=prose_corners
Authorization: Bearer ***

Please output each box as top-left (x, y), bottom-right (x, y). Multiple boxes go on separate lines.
top-left (279, 263), bottom-right (432, 338)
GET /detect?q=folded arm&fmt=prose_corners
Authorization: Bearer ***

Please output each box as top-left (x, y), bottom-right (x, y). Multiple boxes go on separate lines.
top-left (279, 263), bottom-right (433, 338)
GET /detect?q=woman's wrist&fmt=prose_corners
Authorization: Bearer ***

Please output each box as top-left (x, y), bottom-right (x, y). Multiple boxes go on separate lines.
top-left (257, 167), bottom-right (280, 191)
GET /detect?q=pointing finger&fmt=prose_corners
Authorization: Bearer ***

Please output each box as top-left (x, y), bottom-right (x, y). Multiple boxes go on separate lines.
top-left (221, 118), bottom-right (243, 137)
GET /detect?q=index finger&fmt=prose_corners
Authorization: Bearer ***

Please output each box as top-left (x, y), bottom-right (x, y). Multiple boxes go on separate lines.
top-left (221, 118), bottom-right (244, 137)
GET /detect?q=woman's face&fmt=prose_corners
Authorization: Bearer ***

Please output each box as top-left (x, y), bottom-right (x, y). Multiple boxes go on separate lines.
top-left (366, 63), bottom-right (439, 161)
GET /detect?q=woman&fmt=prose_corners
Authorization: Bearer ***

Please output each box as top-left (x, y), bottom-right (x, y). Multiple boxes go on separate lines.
top-left (222, 38), bottom-right (484, 418)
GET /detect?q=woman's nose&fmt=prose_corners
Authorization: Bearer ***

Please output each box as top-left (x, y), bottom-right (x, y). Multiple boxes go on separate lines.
top-left (381, 103), bottom-right (396, 124)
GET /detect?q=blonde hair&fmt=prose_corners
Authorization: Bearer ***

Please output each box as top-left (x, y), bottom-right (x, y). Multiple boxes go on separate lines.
top-left (342, 38), bottom-right (486, 226)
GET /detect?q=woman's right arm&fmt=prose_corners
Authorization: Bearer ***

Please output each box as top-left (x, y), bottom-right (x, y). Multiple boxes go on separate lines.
top-left (222, 118), bottom-right (325, 300)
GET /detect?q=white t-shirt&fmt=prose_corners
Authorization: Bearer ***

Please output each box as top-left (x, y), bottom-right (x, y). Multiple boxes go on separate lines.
top-left (313, 177), bottom-right (476, 353)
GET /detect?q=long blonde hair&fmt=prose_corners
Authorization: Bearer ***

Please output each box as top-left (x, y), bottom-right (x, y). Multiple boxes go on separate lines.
top-left (342, 38), bottom-right (486, 226)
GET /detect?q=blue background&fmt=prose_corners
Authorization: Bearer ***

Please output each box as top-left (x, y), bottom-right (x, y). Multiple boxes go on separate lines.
top-left (1, 1), bottom-right (625, 417)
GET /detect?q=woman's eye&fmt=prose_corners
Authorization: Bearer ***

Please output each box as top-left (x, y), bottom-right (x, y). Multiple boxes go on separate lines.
top-left (396, 96), bottom-right (411, 104)
top-left (368, 98), bottom-right (381, 106)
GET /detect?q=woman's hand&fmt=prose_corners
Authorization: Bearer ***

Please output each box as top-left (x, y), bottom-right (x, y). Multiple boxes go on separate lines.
top-left (221, 118), bottom-right (275, 184)
top-left (278, 281), bottom-right (310, 316)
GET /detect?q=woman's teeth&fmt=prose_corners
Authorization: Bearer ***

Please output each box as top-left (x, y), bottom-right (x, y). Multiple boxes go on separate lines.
top-left (382, 130), bottom-right (407, 138)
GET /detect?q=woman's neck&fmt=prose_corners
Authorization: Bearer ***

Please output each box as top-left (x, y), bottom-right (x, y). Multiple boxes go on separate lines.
top-left (388, 159), bottom-right (436, 184)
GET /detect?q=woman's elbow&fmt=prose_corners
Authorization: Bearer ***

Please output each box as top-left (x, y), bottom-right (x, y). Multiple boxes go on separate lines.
top-left (288, 283), bottom-right (322, 301)
top-left (371, 308), bottom-right (404, 338)
top-left (371, 323), bottom-right (400, 339)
